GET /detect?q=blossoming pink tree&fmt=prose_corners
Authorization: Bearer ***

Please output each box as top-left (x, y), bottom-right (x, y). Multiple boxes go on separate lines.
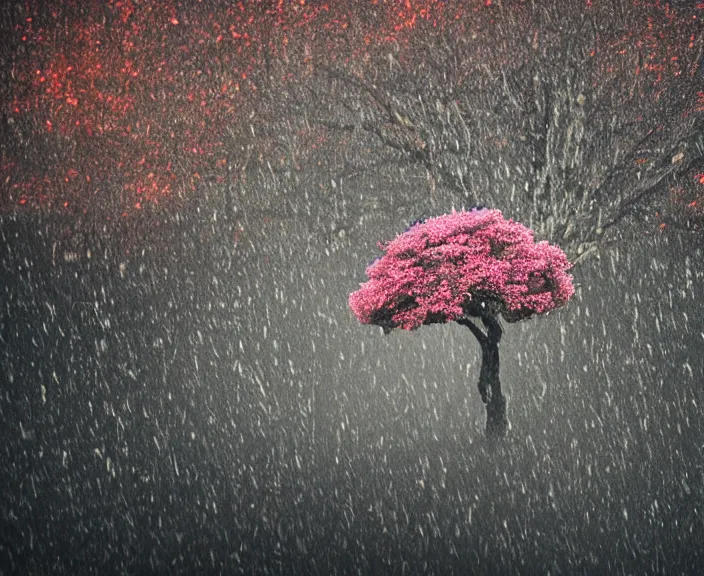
top-left (349, 207), bottom-right (575, 436)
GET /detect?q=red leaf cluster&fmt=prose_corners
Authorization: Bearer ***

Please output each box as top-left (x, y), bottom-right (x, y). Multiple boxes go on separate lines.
top-left (349, 209), bottom-right (575, 331)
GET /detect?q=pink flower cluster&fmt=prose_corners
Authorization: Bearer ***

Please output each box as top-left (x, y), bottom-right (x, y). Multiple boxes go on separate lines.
top-left (349, 209), bottom-right (575, 331)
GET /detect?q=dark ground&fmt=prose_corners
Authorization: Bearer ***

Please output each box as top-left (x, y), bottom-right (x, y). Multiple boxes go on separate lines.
top-left (1, 212), bottom-right (703, 575)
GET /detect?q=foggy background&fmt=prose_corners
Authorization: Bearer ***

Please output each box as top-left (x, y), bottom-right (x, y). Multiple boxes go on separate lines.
top-left (1, 0), bottom-right (703, 574)
top-left (2, 206), bottom-right (703, 574)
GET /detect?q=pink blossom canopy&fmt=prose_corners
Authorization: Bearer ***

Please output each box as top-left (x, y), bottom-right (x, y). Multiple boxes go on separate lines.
top-left (349, 208), bottom-right (575, 331)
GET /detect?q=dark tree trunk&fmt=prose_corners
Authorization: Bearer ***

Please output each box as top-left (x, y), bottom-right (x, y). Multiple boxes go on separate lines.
top-left (457, 311), bottom-right (508, 437)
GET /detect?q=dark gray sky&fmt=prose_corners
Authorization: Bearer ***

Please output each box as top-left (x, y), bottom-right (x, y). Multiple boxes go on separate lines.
top-left (1, 1), bottom-right (703, 574)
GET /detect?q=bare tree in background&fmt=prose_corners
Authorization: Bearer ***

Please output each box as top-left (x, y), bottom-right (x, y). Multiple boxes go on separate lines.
top-left (6, 0), bottom-right (698, 258)
top-left (258, 0), bottom-right (703, 262)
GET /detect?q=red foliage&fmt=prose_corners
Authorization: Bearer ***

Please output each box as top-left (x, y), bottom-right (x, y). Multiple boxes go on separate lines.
top-left (349, 209), bottom-right (575, 332)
